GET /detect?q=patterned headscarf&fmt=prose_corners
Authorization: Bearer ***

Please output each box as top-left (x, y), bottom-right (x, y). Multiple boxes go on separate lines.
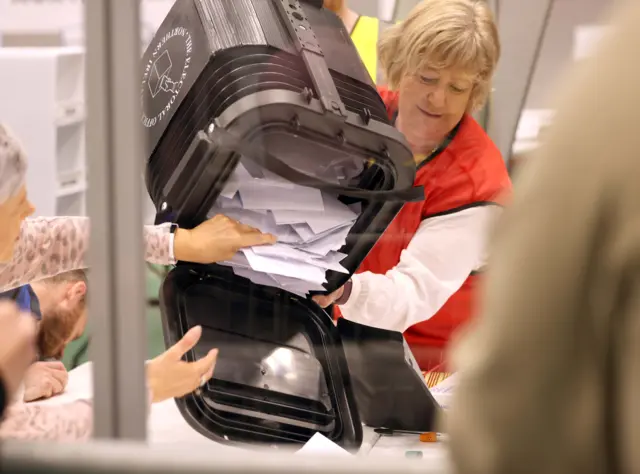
top-left (0, 123), bottom-right (28, 203)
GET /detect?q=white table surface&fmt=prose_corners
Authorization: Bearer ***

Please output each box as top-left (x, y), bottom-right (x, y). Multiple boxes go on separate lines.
top-left (30, 362), bottom-right (450, 471)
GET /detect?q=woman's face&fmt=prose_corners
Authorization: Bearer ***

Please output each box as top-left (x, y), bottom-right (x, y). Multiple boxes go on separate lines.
top-left (0, 185), bottom-right (35, 262)
top-left (397, 66), bottom-right (476, 154)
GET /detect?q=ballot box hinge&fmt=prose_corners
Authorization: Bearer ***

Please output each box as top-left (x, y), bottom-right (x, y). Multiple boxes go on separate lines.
top-left (275, 0), bottom-right (347, 120)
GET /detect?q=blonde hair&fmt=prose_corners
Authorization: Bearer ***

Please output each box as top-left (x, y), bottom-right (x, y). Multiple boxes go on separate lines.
top-left (378, 0), bottom-right (500, 111)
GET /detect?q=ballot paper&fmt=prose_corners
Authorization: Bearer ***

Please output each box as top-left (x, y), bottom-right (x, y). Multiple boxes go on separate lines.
top-left (295, 433), bottom-right (352, 457)
top-left (210, 161), bottom-right (360, 296)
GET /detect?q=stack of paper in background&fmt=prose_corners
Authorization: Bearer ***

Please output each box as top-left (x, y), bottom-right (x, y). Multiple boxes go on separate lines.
top-left (208, 161), bottom-right (361, 297)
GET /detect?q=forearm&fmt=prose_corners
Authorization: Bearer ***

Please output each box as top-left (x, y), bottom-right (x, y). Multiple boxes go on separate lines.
top-left (339, 264), bottom-right (453, 332)
top-left (0, 387), bottom-right (154, 442)
top-left (0, 217), bottom-right (89, 291)
top-left (143, 223), bottom-right (174, 265)
top-left (339, 207), bottom-right (494, 332)
top-left (0, 400), bottom-right (93, 441)
top-left (0, 217), bottom-right (174, 292)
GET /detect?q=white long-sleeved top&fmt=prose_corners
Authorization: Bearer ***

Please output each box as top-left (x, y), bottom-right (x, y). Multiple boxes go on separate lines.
top-left (339, 204), bottom-right (502, 332)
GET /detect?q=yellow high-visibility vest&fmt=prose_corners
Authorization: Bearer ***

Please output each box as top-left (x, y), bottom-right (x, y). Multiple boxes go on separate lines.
top-left (350, 16), bottom-right (392, 85)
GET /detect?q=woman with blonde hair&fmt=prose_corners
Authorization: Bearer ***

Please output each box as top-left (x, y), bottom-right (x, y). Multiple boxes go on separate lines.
top-left (314, 0), bottom-right (512, 372)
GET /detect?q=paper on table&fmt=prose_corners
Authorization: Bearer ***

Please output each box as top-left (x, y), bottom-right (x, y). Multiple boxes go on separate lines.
top-left (296, 433), bottom-right (352, 457)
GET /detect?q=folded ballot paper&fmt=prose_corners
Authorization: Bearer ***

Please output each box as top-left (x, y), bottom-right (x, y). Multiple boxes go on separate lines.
top-left (209, 161), bottom-right (361, 297)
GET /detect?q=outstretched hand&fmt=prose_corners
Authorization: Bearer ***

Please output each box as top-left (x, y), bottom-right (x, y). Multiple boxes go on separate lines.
top-left (312, 286), bottom-right (345, 308)
top-left (146, 325), bottom-right (218, 403)
top-left (173, 214), bottom-right (276, 264)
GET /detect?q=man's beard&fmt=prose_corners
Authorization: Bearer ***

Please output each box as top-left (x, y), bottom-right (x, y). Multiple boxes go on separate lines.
top-left (37, 305), bottom-right (79, 360)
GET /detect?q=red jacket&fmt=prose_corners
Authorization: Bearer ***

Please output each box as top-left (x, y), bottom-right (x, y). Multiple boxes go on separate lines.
top-left (341, 87), bottom-right (512, 370)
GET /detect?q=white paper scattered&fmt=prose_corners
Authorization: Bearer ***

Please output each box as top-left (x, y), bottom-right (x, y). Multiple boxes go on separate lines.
top-left (210, 159), bottom-right (360, 296)
top-left (219, 162), bottom-right (253, 199)
top-left (296, 433), bottom-right (352, 457)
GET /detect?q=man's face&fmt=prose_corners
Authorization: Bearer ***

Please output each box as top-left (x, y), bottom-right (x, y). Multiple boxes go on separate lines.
top-left (37, 281), bottom-right (87, 360)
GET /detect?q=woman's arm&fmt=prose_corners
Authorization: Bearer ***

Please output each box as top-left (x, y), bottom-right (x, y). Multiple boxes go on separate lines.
top-left (0, 217), bottom-right (173, 292)
top-left (0, 387), bottom-right (155, 442)
top-left (338, 205), bottom-right (501, 332)
top-left (0, 400), bottom-right (94, 441)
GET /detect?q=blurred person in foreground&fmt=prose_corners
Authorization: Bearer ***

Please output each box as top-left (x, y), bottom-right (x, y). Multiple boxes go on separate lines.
top-left (314, 0), bottom-right (511, 373)
top-left (447, 1), bottom-right (640, 472)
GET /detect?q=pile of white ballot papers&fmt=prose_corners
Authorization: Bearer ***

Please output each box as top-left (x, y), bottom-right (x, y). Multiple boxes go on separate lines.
top-left (209, 160), bottom-right (361, 297)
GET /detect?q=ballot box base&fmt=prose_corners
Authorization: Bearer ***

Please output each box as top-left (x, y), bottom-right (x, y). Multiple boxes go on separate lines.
top-left (159, 264), bottom-right (442, 451)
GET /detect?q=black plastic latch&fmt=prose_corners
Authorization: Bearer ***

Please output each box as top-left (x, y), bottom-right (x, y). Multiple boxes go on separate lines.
top-left (275, 0), bottom-right (347, 119)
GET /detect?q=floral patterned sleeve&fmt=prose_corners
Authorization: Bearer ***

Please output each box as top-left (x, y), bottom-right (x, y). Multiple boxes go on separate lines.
top-left (0, 400), bottom-right (94, 441)
top-left (0, 389), bottom-right (154, 441)
top-left (0, 217), bottom-right (174, 292)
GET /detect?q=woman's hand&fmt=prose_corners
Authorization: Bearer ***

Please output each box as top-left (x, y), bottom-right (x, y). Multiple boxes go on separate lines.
top-left (146, 326), bottom-right (218, 403)
top-left (0, 302), bottom-right (37, 401)
top-left (312, 286), bottom-right (345, 308)
top-left (173, 214), bottom-right (276, 264)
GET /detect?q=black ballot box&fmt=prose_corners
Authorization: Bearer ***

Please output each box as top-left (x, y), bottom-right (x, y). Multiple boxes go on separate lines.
top-left (141, 0), bottom-right (441, 451)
